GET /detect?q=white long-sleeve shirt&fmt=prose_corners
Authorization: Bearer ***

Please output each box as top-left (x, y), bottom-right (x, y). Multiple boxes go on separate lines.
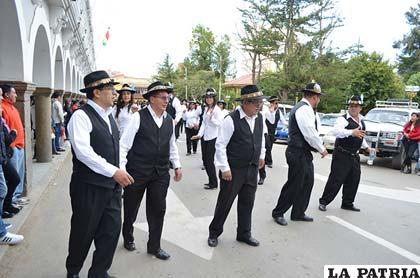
top-left (170, 96), bottom-right (184, 123)
top-left (197, 105), bottom-right (223, 141)
top-left (183, 109), bottom-right (200, 128)
top-left (68, 100), bottom-right (118, 178)
top-left (113, 105), bottom-right (136, 136)
top-left (295, 98), bottom-right (325, 153)
top-left (265, 107), bottom-right (287, 126)
top-left (333, 112), bottom-right (369, 149)
top-left (52, 99), bottom-right (64, 124)
top-left (119, 105), bottom-right (181, 171)
top-left (215, 106), bottom-right (267, 172)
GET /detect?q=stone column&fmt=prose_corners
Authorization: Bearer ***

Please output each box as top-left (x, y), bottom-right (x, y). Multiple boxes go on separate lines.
top-left (33, 87), bottom-right (53, 162)
top-left (0, 81), bottom-right (35, 194)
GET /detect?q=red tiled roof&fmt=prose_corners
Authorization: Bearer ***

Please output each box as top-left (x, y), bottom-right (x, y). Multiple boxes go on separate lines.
top-left (224, 74), bottom-right (253, 88)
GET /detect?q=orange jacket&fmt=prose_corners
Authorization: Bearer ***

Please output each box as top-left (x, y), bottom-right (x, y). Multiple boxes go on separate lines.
top-left (1, 100), bottom-right (24, 148)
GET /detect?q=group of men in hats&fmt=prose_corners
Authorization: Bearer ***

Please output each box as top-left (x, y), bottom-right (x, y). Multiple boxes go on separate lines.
top-left (65, 70), bottom-right (368, 277)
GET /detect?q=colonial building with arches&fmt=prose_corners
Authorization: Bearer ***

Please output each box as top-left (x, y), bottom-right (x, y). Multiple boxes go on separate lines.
top-left (0, 0), bottom-right (95, 192)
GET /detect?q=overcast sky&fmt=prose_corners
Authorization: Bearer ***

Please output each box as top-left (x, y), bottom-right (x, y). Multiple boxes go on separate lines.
top-left (90, 0), bottom-right (418, 79)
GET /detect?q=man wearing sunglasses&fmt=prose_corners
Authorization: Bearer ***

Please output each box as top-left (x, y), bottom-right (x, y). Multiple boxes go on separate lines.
top-left (120, 81), bottom-right (182, 260)
top-left (208, 85), bottom-right (267, 248)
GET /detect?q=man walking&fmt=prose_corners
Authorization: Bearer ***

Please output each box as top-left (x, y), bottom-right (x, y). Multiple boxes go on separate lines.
top-left (66, 70), bottom-right (134, 278)
top-left (208, 85), bottom-right (267, 247)
top-left (319, 95), bottom-right (370, 212)
top-left (120, 81), bottom-right (182, 260)
top-left (272, 82), bottom-right (328, 226)
top-left (51, 91), bottom-right (65, 152)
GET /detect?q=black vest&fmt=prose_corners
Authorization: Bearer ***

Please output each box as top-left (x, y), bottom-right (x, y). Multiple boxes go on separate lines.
top-left (335, 115), bottom-right (366, 154)
top-left (126, 108), bottom-right (173, 178)
top-left (166, 96), bottom-right (176, 119)
top-left (287, 101), bottom-right (317, 152)
top-left (227, 110), bottom-right (263, 168)
top-left (266, 109), bottom-right (281, 135)
top-left (71, 104), bottom-right (119, 189)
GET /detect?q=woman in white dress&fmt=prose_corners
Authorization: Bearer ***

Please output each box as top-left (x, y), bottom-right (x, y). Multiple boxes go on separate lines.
top-left (113, 84), bottom-right (138, 137)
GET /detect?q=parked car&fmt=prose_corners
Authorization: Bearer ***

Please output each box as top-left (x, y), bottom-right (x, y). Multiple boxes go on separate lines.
top-left (274, 104), bottom-right (292, 142)
top-left (319, 113), bottom-right (341, 151)
top-left (364, 100), bottom-right (419, 169)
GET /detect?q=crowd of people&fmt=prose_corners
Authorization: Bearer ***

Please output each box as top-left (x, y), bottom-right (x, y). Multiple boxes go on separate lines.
top-left (0, 69), bottom-right (418, 277)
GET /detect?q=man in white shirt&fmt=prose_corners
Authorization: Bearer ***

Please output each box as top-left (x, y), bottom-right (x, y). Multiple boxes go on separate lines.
top-left (51, 91), bottom-right (65, 152)
top-left (120, 81), bottom-right (182, 260)
top-left (165, 84), bottom-right (184, 140)
top-left (319, 95), bottom-right (371, 212)
top-left (66, 70), bottom-right (134, 278)
top-left (272, 82), bottom-right (328, 227)
top-left (208, 85), bottom-right (267, 248)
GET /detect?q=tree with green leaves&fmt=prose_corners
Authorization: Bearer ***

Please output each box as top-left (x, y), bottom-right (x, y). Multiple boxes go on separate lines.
top-left (189, 25), bottom-right (215, 71)
top-left (214, 34), bottom-right (235, 82)
top-left (393, 3), bottom-right (420, 80)
top-left (346, 52), bottom-right (405, 112)
top-left (155, 54), bottom-right (176, 83)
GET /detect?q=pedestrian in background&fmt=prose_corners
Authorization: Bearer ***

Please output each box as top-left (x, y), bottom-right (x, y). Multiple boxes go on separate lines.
top-left (402, 112), bottom-right (420, 174)
top-left (272, 82), bottom-right (328, 226)
top-left (51, 91), bottom-right (65, 152)
top-left (113, 84), bottom-right (137, 136)
top-left (192, 88), bottom-right (223, 190)
top-left (183, 100), bottom-right (200, 155)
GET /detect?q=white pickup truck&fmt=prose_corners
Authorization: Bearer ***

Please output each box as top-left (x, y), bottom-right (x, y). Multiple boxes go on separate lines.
top-left (364, 100), bottom-right (419, 169)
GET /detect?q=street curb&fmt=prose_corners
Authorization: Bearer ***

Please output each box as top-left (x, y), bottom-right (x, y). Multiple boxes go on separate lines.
top-left (0, 149), bottom-right (71, 262)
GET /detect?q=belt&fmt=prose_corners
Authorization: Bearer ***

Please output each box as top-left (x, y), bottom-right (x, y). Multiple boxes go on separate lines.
top-left (336, 146), bottom-right (358, 157)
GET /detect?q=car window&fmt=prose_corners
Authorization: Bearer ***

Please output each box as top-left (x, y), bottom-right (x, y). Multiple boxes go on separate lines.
top-left (365, 109), bottom-right (409, 125)
top-left (320, 115), bottom-right (339, 126)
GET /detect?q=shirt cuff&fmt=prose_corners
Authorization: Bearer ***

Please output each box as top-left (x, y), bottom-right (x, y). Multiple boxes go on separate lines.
top-left (219, 165), bottom-right (230, 172)
top-left (172, 160), bottom-right (181, 169)
top-left (106, 165), bottom-right (119, 178)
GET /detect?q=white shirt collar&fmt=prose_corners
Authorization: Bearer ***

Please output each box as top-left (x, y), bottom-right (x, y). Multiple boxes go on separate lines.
top-left (301, 98), bottom-right (312, 107)
top-left (238, 106), bottom-right (258, 120)
top-left (87, 99), bottom-right (113, 116)
top-left (346, 112), bottom-right (364, 123)
top-left (147, 105), bottom-right (167, 119)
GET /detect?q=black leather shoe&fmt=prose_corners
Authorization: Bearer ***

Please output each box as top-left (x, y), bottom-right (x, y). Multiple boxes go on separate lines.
top-left (341, 205), bottom-right (360, 212)
top-left (2, 211), bottom-right (14, 218)
top-left (291, 215), bottom-right (314, 222)
top-left (67, 274), bottom-right (79, 278)
top-left (273, 216), bottom-right (288, 226)
top-left (148, 248), bottom-right (170, 260)
top-left (105, 273), bottom-right (117, 278)
top-left (258, 178), bottom-right (265, 185)
top-left (52, 151), bottom-right (60, 155)
top-left (56, 148), bottom-right (66, 152)
top-left (236, 236), bottom-right (260, 247)
top-left (207, 237), bottom-right (218, 247)
top-left (204, 184), bottom-right (217, 190)
top-left (124, 241), bottom-right (136, 251)
top-left (318, 204), bottom-right (327, 212)
top-left (4, 204), bottom-right (21, 214)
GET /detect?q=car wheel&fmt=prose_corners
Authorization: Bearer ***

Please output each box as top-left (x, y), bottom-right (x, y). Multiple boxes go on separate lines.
top-left (391, 149), bottom-right (404, 170)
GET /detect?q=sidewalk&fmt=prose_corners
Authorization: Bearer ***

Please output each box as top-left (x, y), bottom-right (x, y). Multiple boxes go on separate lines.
top-left (0, 143), bottom-right (71, 262)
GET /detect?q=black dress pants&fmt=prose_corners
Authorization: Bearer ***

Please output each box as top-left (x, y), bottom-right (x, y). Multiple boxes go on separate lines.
top-left (202, 138), bottom-right (218, 187)
top-left (175, 119), bottom-right (183, 140)
top-left (402, 138), bottom-right (418, 165)
top-left (66, 179), bottom-right (121, 278)
top-left (209, 166), bottom-right (258, 239)
top-left (185, 127), bottom-right (198, 154)
top-left (319, 150), bottom-right (361, 207)
top-left (122, 172), bottom-right (170, 253)
top-left (3, 161), bottom-right (20, 209)
top-left (272, 147), bottom-right (314, 218)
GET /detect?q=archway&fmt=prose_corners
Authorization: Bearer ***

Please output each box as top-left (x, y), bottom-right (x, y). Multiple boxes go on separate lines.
top-left (65, 59), bottom-right (71, 92)
top-left (32, 25), bottom-right (53, 162)
top-left (0, 0), bottom-right (24, 81)
top-left (54, 46), bottom-right (64, 89)
top-left (71, 66), bottom-right (76, 92)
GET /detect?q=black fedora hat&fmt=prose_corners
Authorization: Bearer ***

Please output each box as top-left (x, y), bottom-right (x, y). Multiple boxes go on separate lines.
top-left (117, 84), bottom-right (136, 94)
top-left (143, 81), bottom-right (170, 99)
top-left (235, 85), bottom-right (268, 101)
top-left (268, 95), bottom-right (279, 102)
top-left (217, 99), bottom-right (226, 105)
top-left (80, 70), bottom-right (119, 93)
top-left (203, 88), bottom-right (217, 97)
top-left (347, 95), bottom-right (363, 105)
top-left (302, 82), bottom-right (324, 95)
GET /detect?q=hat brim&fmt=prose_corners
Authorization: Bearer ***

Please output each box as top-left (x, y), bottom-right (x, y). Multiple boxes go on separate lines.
top-left (117, 88), bottom-right (136, 94)
top-left (268, 98), bottom-right (279, 102)
top-left (235, 95), bottom-right (269, 102)
top-left (80, 81), bottom-right (120, 93)
top-left (347, 101), bottom-right (363, 106)
top-left (302, 89), bottom-right (325, 96)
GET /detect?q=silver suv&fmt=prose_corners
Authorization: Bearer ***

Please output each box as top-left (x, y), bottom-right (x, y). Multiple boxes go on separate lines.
top-left (364, 100), bottom-right (419, 169)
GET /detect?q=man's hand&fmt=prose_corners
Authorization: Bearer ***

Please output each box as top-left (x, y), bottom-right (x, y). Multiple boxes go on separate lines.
top-left (113, 169), bottom-right (134, 188)
top-left (258, 159), bottom-right (265, 169)
top-left (320, 149), bottom-right (328, 158)
top-left (174, 168), bottom-right (183, 182)
top-left (221, 170), bottom-right (232, 181)
top-left (352, 128), bottom-right (366, 139)
top-left (269, 103), bottom-right (277, 112)
top-left (191, 135), bottom-right (201, 140)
